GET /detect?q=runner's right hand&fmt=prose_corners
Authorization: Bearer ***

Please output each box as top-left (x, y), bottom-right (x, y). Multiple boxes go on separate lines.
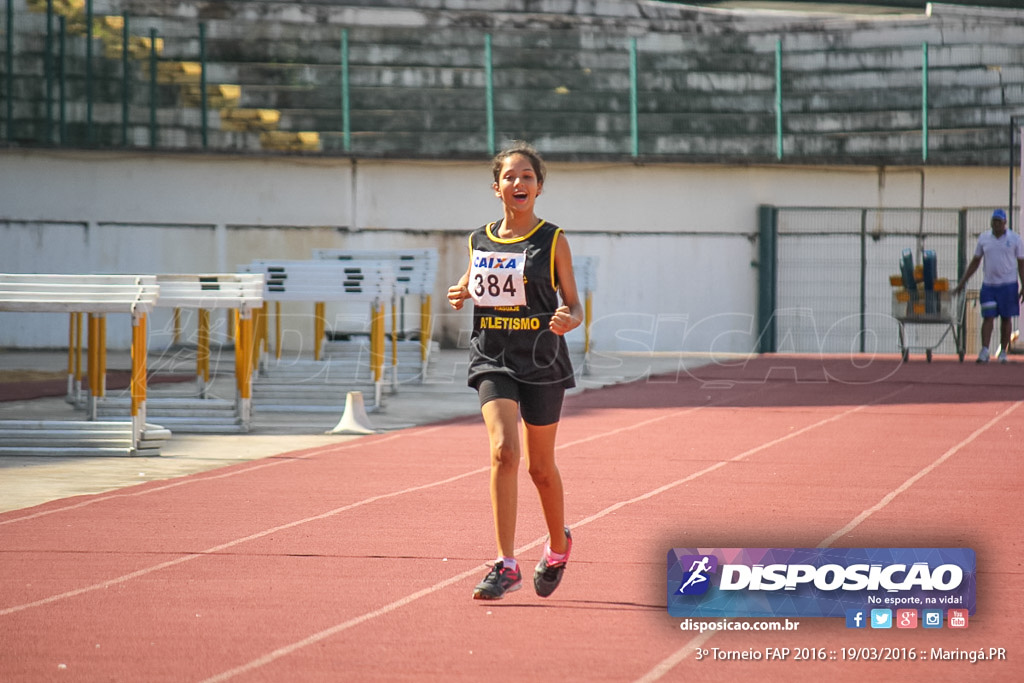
top-left (448, 283), bottom-right (469, 310)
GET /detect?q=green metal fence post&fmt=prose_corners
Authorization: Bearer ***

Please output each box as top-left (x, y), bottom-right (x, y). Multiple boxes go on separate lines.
top-left (1011, 118), bottom-right (1017, 233)
top-left (149, 27), bottom-right (157, 148)
top-left (922, 41), bottom-right (929, 162)
top-left (341, 29), bottom-right (350, 152)
top-left (859, 209), bottom-right (867, 353)
top-left (121, 12), bottom-right (130, 147)
top-left (629, 37), bottom-right (639, 157)
top-left (59, 16), bottom-right (66, 144)
top-left (199, 22), bottom-right (207, 149)
top-left (757, 205), bottom-right (778, 353)
top-left (957, 208), bottom-right (967, 349)
top-left (86, 0), bottom-right (94, 144)
top-left (775, 39), bottom-right (783, 160)
top-left (44, 0), bottom-right (55, 143)
top-left (957, 209), bottom-right (967, 283)
top-left (6, 0), bottom-right (14, 141)
top-left (484, 34), bottom-right (494, 156)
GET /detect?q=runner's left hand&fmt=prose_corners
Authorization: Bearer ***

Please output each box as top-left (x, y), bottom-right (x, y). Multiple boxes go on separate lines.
top-left (549, 305), bottom-right (579, 335)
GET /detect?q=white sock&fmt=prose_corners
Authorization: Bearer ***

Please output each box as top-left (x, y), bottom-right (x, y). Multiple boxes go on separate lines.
top-left (500, 556), bottom-right (517, 571)
top-left (545, 546), bottom-right (568, 564)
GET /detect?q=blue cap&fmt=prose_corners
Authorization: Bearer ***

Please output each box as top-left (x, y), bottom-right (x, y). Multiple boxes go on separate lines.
top-left (993, 208), bottom-right (1007, 221)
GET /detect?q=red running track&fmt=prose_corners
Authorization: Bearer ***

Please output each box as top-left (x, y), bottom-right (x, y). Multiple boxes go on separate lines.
top-left (1, 354), bottom-right (1021, 682)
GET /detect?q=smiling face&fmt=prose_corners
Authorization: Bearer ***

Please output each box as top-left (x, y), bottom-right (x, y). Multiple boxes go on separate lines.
top-left (493, 153), bottom-right (542, 215)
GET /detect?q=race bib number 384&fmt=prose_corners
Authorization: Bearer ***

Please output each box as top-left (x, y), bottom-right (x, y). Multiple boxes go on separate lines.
top-left (469, 250), bottom-right (527, 307)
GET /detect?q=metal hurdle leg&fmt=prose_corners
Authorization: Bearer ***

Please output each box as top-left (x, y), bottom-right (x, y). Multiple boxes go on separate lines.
top-left (130, 311), bottom-right (148, 451)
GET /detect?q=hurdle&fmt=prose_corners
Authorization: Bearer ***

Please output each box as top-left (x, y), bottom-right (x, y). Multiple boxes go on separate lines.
top-left (242, 259), bottom-right (395, 409)
top-left (312, 248), bottom-right (438, 387)
top-left (91, 273), bottom-right (265, 432)
top-left (0, 274), bottom-right (169, 456)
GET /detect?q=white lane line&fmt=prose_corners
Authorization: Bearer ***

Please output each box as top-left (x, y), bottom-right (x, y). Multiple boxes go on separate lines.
top-left (634, 631), bottom-right (717, 683)
top-left (635, 397), bottom-right (1021, 682)
top-left (817, 399), bottom-right (1023, 548)
top-left (199, 559), bottom-right (494, 683)
top-left (0, 427), bottom-right (445, 527)
top-left (0, 463), bottom-right (487, 617)
top-left (0, 401), bottom-right (710, 617)
top-left (201, 390), bottom-right (893, 681)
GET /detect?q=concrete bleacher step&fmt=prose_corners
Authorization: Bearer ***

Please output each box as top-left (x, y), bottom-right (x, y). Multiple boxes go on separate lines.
top-left (277, 108), bottom-right (486, 135)
top-left (320, 131), bottom-right (488, 155)
top-left (259, 130), bottom-right (321, 151)
top-left (182, 84), bottom-right (244, 109)
top-left (220, 107), bottom-right (281, 131)
top-left (787, 65), bottom-right (1023, 92)
top-left (9, 115), bottom-right (269, 151)
top-left (129, 0), bottom-right (622, 28)
top-left (787, 86), bottom-right (1009, 113)
top-left (134, 56), bottom-right (316, 152)
top-left (139, 61), bottom-right (206, 86)
top-left (781, 44), bottom-right (1024, 73)
top-left (12, 24), bottom-right (163, 60)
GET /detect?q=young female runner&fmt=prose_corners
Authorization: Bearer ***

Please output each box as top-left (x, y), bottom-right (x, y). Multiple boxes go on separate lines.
top-left (447, 141), bottom-right (583, 600)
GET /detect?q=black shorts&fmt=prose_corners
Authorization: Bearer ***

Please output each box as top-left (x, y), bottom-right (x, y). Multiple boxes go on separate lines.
top-left (474, 373), bottom-right (566, 426)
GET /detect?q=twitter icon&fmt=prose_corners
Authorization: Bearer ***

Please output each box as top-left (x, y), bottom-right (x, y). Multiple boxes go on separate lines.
top-left (870, 609), bottom-right (892, 629)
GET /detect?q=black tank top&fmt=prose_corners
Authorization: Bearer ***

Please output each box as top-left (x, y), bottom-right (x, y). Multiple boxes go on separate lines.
top-left (467, 219), bottom-right (576, 388)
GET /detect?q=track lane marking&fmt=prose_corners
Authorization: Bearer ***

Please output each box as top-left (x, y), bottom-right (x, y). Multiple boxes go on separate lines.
top-left (0, 462), bottom-right (487, 617)
top-left (200, 389), bottom-right (898, 681)
top-left (5, 380), bottom-right (942, 681)
top-left (817, 399), bottom-right (1022, 548)
top-left (637, 397), bottom-right (1022, 682)
top-left (0, 398), bottom-right (718, 617)
top-left (0, 427), bottom-right (449, 527)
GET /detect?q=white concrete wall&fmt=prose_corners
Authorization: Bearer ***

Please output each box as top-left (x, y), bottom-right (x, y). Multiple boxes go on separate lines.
top-left (0, 148), bottom-right (1011, 354)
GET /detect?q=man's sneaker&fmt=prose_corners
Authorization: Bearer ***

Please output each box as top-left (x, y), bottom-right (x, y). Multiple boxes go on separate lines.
top-left (473, 561), bottom-right (522, 600)
top-left (999, 350), bottom-right (1008, 364)
top-left (976, 348), bottom-right (990, 364)
top-left (534, 528), bottom-right (572, 598)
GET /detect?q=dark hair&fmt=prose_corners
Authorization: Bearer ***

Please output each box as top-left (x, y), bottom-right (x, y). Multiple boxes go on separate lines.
top-left (491, 140), bottom-right (546, 185)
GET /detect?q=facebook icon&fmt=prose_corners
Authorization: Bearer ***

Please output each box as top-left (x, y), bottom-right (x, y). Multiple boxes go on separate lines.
top-left (845, 609), bottom-right (867, 629)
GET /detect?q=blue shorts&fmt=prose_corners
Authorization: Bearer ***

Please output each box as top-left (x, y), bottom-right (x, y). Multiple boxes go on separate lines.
top-left (979, 282), bottom-right (1020, 319)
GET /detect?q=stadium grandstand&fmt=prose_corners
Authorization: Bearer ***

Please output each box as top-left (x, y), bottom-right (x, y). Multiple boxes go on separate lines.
top-left (2, 0), bottom-right (1023, 164)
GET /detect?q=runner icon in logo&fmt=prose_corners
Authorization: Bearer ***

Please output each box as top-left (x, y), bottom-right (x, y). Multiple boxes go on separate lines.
top-left (677, 555), bottom-right (716, 595)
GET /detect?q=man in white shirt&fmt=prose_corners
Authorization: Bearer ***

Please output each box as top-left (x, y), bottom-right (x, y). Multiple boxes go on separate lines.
top-left (953, 209), bottom-right (1024, 363)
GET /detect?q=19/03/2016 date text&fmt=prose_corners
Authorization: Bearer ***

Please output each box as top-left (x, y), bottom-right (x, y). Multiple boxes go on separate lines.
top-left (843, 647), bottom-right (1007, 662)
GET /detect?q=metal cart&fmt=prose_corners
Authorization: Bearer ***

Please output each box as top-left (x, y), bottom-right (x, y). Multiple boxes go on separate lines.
top-left (893, 288), bottom-right (966, 362)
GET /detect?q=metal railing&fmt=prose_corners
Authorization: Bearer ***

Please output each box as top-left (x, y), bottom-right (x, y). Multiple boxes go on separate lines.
top-left (2, 1), bottom-right (1022, 163)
